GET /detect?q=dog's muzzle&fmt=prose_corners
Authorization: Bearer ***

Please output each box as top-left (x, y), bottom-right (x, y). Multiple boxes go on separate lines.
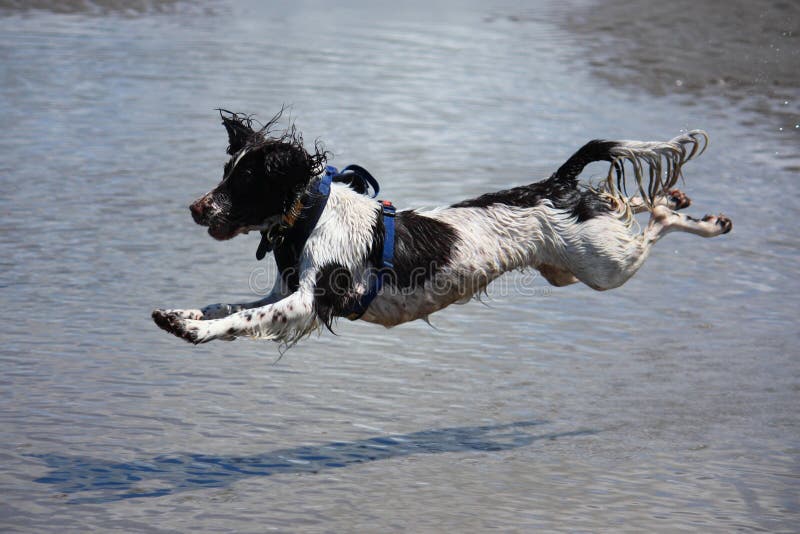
top-left (189, 195), bottom-right (214, 225)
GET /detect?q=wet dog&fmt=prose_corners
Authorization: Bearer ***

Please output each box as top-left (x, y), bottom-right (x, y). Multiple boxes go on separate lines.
top-left (153, 110), bottom-right (731, 345)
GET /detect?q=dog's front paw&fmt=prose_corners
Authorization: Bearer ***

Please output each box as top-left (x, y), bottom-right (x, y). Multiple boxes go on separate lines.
top-left (152, 308), bottom-right (179, 333)
top-left (152, 307), bottom-right (204, 321)
top-left (152, 310), bottom-right (217, 344)
top-left (173, 318), bottom-right (213, 344)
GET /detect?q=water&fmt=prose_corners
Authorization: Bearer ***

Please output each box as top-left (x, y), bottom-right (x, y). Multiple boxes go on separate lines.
top-left (1, 0), bottom-right (798, 531)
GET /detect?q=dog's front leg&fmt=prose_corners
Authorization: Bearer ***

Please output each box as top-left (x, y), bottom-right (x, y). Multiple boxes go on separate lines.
top-left (199, 276), bottom-right (293, 319)
top-left (152, 276), bottom-right (291, 329)
top-left (161, 290), bottom-right (317, 345)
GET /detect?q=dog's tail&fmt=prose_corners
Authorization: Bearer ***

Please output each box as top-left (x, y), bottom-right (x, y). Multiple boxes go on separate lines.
top-left (550, 130), bottom-right (709, 209)
top-left (550, 139), bottom-right (620, 185)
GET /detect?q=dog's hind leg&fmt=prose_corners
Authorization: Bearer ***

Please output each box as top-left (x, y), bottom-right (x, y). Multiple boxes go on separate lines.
top-left (536, 263), bottom-right (579, 287)
top-left (648, 205), bottom-right (733, 238)
top-left (628, 189), bottom-right (692, 214)
top-left (533, 188), bottom-right (694, 289)
top-left (561, 205), bottom-right (732, 291)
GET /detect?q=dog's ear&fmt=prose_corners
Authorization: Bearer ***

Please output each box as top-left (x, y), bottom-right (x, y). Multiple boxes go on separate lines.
top-left (219, 109), bottom-right (255, 155)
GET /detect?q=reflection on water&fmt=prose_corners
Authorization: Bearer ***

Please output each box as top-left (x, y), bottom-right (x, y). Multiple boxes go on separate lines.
top-left (33, 421), bottom-right (597, 503)
top-left (0, 0), bottom-right (798, 531)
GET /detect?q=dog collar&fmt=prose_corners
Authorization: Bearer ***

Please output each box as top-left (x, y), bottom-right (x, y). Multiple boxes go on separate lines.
top-left (255, 170), bottom-right (332, 261)
top-left (256, 165), bottom-right (382, 261)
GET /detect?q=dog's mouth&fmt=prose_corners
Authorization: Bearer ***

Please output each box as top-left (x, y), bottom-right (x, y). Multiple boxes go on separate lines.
top-left (207, 216), bottom-right (281, 241)
top-left (208, 224), bottom-right (239, 241)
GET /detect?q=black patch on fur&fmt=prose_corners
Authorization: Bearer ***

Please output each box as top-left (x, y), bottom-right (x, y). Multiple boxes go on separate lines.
top-left (272, 182), bottom-right (333, 292)
top-left (371, 209), bottom-right (458, 289)
top-left (191, 110), bottom-right (329, 241)
top-left (332, 171), bottom-right (369, 195)
top-left (313, 263), bottom-right (362, 329)
top-left (220, 109), bottom-right (256, 155)
top-left (552, 139), bottom-right (618, 184)
top-left (451, 179), bottom-right (612, 222)
top-left (275, 246), bottom-right (301, 292)
top-left (571, 190), bottom-right (614, 222)
top-left (313, 211), bottom-right (457, 325)
top-left (451, 140), bottom-right (620, 222)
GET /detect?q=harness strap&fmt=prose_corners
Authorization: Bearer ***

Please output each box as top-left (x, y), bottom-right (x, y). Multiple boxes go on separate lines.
top-left (253, 164), bottom-right (395, 320)
top-left (337, 164), bottom-right (380, 198)
top-left (347, 200), bottom-right (396, 320)
top-left (256, 169), bottom-right (333, 261)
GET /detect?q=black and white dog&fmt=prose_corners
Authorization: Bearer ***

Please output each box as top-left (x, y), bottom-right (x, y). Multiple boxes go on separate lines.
top-left (153, 111), bottom-right (731, 345)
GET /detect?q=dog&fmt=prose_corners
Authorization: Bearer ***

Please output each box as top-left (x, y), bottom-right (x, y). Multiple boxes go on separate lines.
top-left (152, 110), bottom-right (732, 345)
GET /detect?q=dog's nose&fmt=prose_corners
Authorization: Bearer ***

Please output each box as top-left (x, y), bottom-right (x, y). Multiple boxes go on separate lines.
top-left (189, 199), bottom-right (206, 224)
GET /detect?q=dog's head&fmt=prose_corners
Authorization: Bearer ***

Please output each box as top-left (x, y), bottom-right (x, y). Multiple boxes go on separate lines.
top-left (189, 110), bottom-right (326, 240)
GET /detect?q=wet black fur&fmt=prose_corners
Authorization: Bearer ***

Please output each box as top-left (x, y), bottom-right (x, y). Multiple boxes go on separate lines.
top-left (313, 263), bottom-right (361, 329)
top-left (551, 139), bottom-right (618, 184)
top-left (451, 140), bottom-right (618, 222)
top-left (392, 211), bottom-right (458, 289)
top-left (273, 186), bottom-right (336, 293)
top-left (314, 208), bottom-right (458, 325)
top-left (366, 209), bottom-right (459, 290)
top-left (198, 110), bottom-right (328, 239)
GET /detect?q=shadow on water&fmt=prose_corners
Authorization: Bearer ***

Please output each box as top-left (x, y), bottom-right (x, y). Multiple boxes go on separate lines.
top-left (31, 421), bottom-right (596, 504)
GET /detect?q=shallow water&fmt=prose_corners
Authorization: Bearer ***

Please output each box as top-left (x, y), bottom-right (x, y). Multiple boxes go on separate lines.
top-left (1, 0), bottom-right (798, 531)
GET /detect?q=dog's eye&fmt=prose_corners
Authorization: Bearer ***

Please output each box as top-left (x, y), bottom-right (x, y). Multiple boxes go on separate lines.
top-left (228, 168), bottom-right (256, 193)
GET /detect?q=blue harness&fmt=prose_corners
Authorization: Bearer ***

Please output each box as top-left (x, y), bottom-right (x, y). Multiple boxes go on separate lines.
top-left (256, 165), bottom-right (395, 321)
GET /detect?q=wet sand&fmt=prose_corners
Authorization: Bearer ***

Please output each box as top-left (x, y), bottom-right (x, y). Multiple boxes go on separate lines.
top-left (563, 0), bottom-right (799, 135)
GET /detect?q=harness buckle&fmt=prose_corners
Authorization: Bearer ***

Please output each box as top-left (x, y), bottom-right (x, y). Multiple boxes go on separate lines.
top-left (380, 200), bottom-right (396, 217)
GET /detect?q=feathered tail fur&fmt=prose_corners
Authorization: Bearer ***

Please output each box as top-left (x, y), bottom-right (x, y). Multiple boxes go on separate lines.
top-left (551, 130), bottom-right (709, 223)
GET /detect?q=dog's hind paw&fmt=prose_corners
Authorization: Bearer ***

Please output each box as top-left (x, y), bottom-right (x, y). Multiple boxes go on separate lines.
top-left (667, 189), bottom-right (692, 211)
top-left (701, 214), bottom-right (733, 234)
